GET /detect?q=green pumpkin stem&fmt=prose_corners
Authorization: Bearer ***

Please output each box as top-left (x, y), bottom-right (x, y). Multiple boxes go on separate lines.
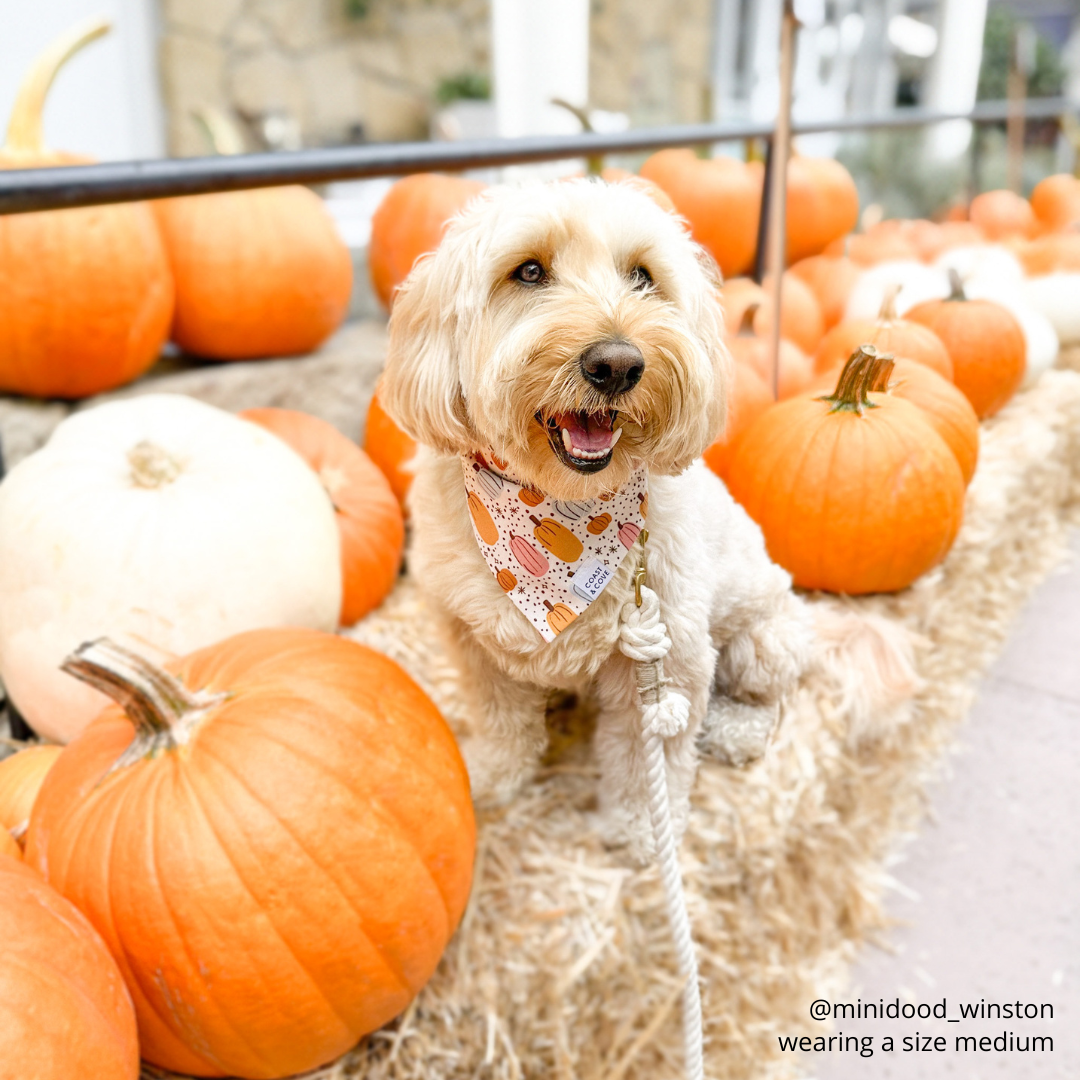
top-left (62, 639), bottom-right (226, 772)
top-left (947, 266), bottom-right (967, 301)
top-left (824, 345), bottom-right (895, 414)
top-left (3, 17), bottom-right (111, 156)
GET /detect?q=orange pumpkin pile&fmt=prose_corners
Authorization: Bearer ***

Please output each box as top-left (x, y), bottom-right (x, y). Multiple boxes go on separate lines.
top-left (27, 629), bottom-right (475, 1079)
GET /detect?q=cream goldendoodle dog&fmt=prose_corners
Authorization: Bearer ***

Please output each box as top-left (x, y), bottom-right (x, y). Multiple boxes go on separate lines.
top-left (381, 179), bottom-right (811, 857)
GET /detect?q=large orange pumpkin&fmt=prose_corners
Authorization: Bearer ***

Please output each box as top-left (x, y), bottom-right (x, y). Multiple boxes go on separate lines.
top-left (369, 173), bottom-right (486, 311)
top-left (27, 630), bottom-right (475, 1079)
top-left (726, 346), bottom-right (965, 594)
top-left (240, 408), bottom-right (404, 626)
top-left (0, 743), bottom-right (63, 842)
top-left (813, 289), bottom-right (953, 381)
top-left (153, 188), bottom-right (351, 360)
top-left (364, 388), bottom-right (418, 509)
top-left (905, 271), bottom-right (1026, 419)
top-left (640, 148), bottom-right (761, 277)
top-left (0, 855), bottom-right (139, 1080)
top-left (0, 19), bottom-right (174, 398)
top-left (1015, 229), bottom-right (1080, 275)
top-left (785, 155), bottom-right (860, 264)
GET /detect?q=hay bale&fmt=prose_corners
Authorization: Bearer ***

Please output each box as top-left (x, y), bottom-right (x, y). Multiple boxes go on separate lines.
top-left (14, 368), bottom-right (1069, 1080)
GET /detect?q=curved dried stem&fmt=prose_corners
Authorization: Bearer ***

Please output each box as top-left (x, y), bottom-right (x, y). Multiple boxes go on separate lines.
top-left (823, 344), bottom-right (895, 414)
top-left (4, 16), bottom-right (111, 156)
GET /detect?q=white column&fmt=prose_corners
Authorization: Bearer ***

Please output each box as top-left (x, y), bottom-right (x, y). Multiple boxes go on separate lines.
top-left (923, 0), bottom-right (989, 160)
top-left (491, 0), bottom-right (590, 146)
top-left (0, 0), bottom-right (165, 160)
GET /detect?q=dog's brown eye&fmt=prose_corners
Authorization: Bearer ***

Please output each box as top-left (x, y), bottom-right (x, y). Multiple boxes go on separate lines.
top-left (630, 265), bottom-right (653, 290)
top-left (513, 260), bottom-right (546, 285)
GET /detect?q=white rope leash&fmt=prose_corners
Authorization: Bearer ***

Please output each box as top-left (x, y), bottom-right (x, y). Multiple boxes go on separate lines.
top-left (618, 548), bottom-right (704, 1080)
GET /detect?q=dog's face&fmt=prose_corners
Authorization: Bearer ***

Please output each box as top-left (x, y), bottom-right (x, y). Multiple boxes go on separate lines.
top-left (381, 179), bottom-right (730, 499)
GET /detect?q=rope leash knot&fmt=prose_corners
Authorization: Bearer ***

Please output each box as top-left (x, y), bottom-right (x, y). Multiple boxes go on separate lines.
top-left (618, 537), bottom-right (704, 1080)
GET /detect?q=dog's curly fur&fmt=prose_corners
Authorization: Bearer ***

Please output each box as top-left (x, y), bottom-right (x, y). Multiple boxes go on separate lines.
top-left (382, 180), bottom-right (812, 859)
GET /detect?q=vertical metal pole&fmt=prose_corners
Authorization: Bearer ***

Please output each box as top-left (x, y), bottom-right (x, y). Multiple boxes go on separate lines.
top-left (1007, 25), bottom-right (1034, 194)
top-left (766, 0), bottom-right (799, 400)
top-left (752, 137), bottom-right (774, 285)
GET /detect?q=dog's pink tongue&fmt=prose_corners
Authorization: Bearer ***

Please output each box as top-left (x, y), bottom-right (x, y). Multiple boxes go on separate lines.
top-left (555, 411), bottom-right (614, 450)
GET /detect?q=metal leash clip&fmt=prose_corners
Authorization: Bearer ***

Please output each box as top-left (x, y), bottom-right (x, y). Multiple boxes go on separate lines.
top-left (634, 528), bottom-right (650, 607)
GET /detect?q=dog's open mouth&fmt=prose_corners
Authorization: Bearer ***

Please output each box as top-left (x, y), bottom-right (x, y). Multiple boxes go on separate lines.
top-left (536, 409), bottom-right (622, 473)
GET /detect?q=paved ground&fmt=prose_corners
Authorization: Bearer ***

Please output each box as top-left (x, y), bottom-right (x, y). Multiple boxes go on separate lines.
top-left (813, 534), bottom-right (1080, 1079)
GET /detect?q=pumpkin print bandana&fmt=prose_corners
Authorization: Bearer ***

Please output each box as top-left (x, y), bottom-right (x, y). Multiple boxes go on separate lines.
top-left (461, 450), bottom-right (648, 642)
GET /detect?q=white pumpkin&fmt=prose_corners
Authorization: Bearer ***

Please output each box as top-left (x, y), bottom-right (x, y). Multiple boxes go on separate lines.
top-left (934, 244), bottom-right (1025, 292)
top-left (1022, 273), bottom-right (1080, 346)
top-left (843, 259), bottom-right (949, 320)
top-left (0, 394), bottom-right (342, 742)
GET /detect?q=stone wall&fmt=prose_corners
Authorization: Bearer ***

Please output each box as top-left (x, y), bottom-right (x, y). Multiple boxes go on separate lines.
top-left (157, 0), bottom-right (714, 155)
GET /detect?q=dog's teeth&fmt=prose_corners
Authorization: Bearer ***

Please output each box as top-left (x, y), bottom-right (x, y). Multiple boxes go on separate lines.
top-left (561, 428), bottom-right (573, 453)
top-left (610, 427), bottom-right (623, 447)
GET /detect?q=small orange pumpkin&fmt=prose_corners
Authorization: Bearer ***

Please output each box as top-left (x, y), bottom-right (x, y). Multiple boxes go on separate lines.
top-left (496, 568), bottom-right (517, 592)
top-left (0, 19), bottom-right (173, 398)
top-left (1030, 174), bottom-right (1080, 233)
top-left (813, 289), bottom-right (954, 381)
top-left (27, 631), bottom-right (475, 1079)
top-left (0, 744), bottom-right (63, 844)
top-left (722, 275), bottom-right (825, 356)
top-left (0, 854), bottom-right (140, 1079)
top-left (727, 346), bottom-right (965, 594)
top-left (588, 513), bottom-right (612, 534)
top-left (905, 271), bottom-right (1026, 419)
top-left (785, 155), bottom-right (860, 264)
top-left (789, 251), bottom-right (861, 329)
top-left (363, 389), bottom-right (417, 510)
top-left (240, 408), bottom-right (404, 627)
top-left (726, 303), bottom-right (815, 400)
top-left (519, 486), bottom-right (545, 507)
top-left (369, 174), bottom-right (486, 311)
top-left (969, 189), bottom-right (1035, 240)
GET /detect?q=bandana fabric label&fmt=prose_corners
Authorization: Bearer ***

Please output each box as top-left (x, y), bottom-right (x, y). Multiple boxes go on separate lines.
top-left (461, 450), bottom-right (648, 642)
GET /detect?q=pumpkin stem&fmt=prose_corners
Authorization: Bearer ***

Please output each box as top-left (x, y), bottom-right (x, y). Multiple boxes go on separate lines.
top-left (877, 284), bottom-right (901, 323)
top-left (823, 344), bottom-right (894, 414)
top-left (551, 97), bottom-right (603, 176)
top-left (3, 16), bottom-right (111, 157)
top-left (62, 639), bottom-right (226, 772)
top-left (947, 266), bottom-right (967, 301)
top-left (191, 106), bottom-right (245, 156)
top-left (737, 302), bottom-right (760, 336)
top-left (128, 440), bottom-right (183, 489)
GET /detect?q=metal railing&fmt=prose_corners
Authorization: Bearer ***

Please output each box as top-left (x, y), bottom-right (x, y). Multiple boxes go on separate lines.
top-left (0, 96), bottom-right (1074, 216)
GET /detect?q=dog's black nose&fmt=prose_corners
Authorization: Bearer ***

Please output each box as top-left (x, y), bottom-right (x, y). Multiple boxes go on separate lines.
top-left (579, 340), bottom-right (645, 397)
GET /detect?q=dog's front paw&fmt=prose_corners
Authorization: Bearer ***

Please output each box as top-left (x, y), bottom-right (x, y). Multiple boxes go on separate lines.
top-left (595, 804), bottom-right (656, 866)
top-left (698, 697), bottom-right (779, 767)
top-left (462, 738), bottom-right (536, 807)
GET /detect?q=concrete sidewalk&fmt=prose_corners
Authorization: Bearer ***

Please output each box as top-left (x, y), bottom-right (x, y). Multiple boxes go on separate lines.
top-left (812, 534), bottom-right (1080, 1079)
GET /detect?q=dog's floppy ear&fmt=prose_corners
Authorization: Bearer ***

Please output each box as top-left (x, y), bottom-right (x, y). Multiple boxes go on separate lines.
top-left (381, 245), bottom-right (472, 454)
